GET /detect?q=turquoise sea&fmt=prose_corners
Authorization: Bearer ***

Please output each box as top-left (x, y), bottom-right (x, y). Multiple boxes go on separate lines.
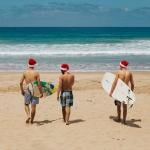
top-left (0, 27), bottom-right (150, 71)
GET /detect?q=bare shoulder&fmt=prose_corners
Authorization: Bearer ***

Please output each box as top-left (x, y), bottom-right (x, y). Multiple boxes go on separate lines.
top-left (115, 70), bottom-right (120, 76)
top-left (129, 71), bottom-right (133, 78)
top-left (20, 71), bottom-right (25, 80)
top-left (68, 72), bottom-right (75, 79)
top-left (59, 74), bottom-right (63, 79)
top-left (25, 69), bottom-right (39, 77)
top-left (127, 70), bottom-right (133, 76)
top-left (31, 69), bottom-right (39, 75)
top-left (70, 73), bottom-right (74, 77)
top-left (23, 70), bottom-right (27, 76)
top-left (35, 70), bottom-right (39, 76)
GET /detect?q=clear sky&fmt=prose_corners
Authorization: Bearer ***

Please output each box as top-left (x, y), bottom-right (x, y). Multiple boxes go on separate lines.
top-left (0, 0), bottom-right (150, 27)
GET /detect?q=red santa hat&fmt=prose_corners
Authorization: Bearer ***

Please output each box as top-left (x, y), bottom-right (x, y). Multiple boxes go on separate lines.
top-left (120, 60), bottom-right (129, 68)
top-left (60, 64), bottom-right (69, 71)
top-left (28, 58), bottom-right (37, 68)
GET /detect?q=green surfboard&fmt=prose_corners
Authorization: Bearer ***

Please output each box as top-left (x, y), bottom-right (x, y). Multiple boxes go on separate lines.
top-left (28, 81), bottom-right (58, 98)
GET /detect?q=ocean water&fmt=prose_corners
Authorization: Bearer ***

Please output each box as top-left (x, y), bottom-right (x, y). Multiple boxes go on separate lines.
top-left (0, 27), bottom-right (150, 72)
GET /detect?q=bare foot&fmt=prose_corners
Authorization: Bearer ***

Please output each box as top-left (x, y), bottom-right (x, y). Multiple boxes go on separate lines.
top-left (114, 118), bottom-right (121, 123)
top-left (66, 122), bottom-right (69, 125)
top-left (26, 117), bottom-right (30, 124)
top-left (30, 120), bottom-right (34, 124)
top-left (123, 120), bottom-right (127, 125)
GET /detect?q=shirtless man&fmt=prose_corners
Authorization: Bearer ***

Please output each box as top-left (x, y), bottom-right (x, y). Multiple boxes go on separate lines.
top-left (57, 64), bottom-right (75, 125)
top-left (20, 58), bottom-right (43, 124)
top-left (109, 60), bottom-right (134, 124)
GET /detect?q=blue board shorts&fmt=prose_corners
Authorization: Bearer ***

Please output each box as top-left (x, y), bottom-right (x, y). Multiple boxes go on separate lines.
top-left (60, 91), bottom-right (73, 107)
top-left (24, 90), bottom-right (39, 105)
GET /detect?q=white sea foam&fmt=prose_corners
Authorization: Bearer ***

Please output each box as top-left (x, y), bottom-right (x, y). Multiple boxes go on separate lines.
top-left (0, 40), bottom-right (150, 56)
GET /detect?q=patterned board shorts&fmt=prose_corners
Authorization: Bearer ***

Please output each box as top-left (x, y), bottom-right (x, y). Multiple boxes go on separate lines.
top-left (24, 90), bottom-right (39, 105)
top-left (60, 91), bottom-right (73, 107)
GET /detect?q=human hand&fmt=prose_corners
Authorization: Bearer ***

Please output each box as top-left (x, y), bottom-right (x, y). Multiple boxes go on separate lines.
top-left (39, 93), bottom-right (43, 98)
top-left (21, 91), bottom-right (25, 96)
top-left (57, 96), bottom-right (59, 101)
top-left (109, 92), bottom-right (112, 97)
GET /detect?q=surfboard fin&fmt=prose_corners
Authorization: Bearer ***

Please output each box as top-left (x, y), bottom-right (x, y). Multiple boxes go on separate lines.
top-left (129, 104), bottom-right (133, 108)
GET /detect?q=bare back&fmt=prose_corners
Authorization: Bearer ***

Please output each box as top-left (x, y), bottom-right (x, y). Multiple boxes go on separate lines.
top-left (110, 69), bottom-right (134, 96)
top-left (59, 72), bottom-right (74, 91)
top-left (117, 69), bottom-right (134, 90)
top-left (20, 66), bottom-right (43, 98)
top-left (21, 69), bottom-right (40, 85)
top-left (117, 70), bottom-right (131, 85)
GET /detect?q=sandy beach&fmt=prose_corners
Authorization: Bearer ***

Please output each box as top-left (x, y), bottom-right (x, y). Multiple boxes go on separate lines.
top-left (0, 71), bottom-right (150, 150)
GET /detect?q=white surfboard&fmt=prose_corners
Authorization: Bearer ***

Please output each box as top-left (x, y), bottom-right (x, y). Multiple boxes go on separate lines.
top-left (101, 72), bottom-right (136, 106)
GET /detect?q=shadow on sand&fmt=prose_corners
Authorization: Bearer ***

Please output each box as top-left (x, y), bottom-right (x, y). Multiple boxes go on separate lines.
top-left (34, 118), bottom-right (62, 126)
top-left (109, 116), bottom-right (142, 128)
top-left (69, 119), bottom-right (85, 124)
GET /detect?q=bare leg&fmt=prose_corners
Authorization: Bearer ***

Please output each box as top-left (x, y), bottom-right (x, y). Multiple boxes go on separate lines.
top-left (30, 105), bottom-right (36, 124)
top-left (62, 106), bottom-right (66, 122)
top-left (123, 103), bottom-right (127, 124)
top-left (25, 104), bottom-right (30, 123)
top-left (117, 102), bottom-right (121, 122)
top-left (65, 106), bottom-right (71, 125)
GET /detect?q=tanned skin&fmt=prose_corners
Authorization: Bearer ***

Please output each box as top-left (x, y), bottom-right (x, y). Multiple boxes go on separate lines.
top-left (20, 67), bottom-right (43, 124)
top-left (57, 70), bottom-right (74, 125)
top-left (109, 67), bottom-right (134, 124)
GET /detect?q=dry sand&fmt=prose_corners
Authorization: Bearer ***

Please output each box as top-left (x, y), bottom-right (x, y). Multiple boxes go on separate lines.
top-left (0, 72), bottom-right (150, 150)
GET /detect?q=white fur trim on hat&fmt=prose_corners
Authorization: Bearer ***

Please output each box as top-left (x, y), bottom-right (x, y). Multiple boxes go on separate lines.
top-left (120, 62), bottom-right (127, 68)
top-left (28, 63), bottom-right (38, 68)
top-left (60, 66), bottom-right (68, 71)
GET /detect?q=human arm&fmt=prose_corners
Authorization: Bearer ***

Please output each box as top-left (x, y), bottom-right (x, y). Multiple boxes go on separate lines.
top-left (36, 73), bottom-right (43, 98)
top-left (130, 73), bottom-right (134, 91)
top-left (57, 76), bottom-right (62, 101)
top-left (20, 73), bottom-right (25, 95)
top-left (72, 75), bottom-right (75, 87)
top-left (109, 72), bottom-right (119, 97)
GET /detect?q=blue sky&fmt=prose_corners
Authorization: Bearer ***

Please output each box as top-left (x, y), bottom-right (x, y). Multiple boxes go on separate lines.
top-left (0, 0), bottom-right (150, 27)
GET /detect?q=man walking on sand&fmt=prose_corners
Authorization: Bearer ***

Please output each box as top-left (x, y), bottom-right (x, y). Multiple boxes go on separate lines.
top-left (57, 64), bottom-right (75, 125)
top-left (20, 58), bottom-right (43, 124)
top-left (109, 60), bottom-right (134, 124)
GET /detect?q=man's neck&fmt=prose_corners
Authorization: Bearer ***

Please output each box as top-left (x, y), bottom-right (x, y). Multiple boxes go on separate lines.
top-left (28, 67), bottom-right (34, 70)
top-left (61, 70), bottom-right (69, 74)
top-left (120, 68), bottom-right (127, 70)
